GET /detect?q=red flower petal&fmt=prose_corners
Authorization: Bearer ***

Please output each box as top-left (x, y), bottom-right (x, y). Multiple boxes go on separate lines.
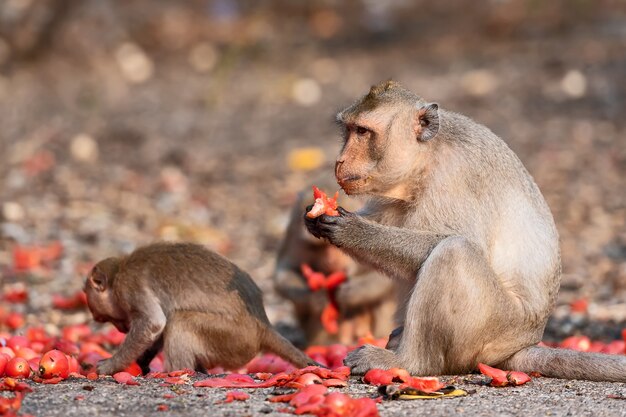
top-left (113, 372), bottom-right (140, 385)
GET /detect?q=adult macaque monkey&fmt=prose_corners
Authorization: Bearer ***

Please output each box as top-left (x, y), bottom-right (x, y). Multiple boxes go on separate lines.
top-left (84, 242), bottom-right (314, 374)
top-left (305, 80), bottom-right (626, 382)
top-left (274, 175), bottom-right (396, 345)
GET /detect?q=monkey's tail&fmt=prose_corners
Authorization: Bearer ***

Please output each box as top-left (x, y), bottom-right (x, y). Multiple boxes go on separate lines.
top-left (501, 345), bottom-right (626, 382)
top-left (260, 327), bottom-right (318, 369)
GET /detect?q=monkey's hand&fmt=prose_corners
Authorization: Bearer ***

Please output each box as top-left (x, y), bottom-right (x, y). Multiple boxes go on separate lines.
top-left (304, 206), bottom-right (359, 248)
top-left (274, 267), bottom-right (314, 304)
top-left (96, 358), bottom-right (121, 375)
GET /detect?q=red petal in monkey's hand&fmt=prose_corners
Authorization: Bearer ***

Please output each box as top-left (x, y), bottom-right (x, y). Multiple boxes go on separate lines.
top-left (306, 186), bottom-right (339, 218)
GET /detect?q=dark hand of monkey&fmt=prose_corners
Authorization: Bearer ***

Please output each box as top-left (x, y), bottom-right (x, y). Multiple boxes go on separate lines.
top-left (303, 206), bottom-right (357, 247)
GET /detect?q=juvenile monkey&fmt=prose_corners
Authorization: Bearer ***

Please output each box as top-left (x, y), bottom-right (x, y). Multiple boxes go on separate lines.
top-left (305, 80), bottom-right (626, 382)
top-left (84, 242), bottom-right (314, 374)
top-left (273, 175), bottom-right (396, 345)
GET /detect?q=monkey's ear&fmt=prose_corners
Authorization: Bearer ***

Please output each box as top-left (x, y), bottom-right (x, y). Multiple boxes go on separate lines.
top-left (414, 103), bottom-right (440, 141)
top-left (88, 268), bottom-right (107, 292)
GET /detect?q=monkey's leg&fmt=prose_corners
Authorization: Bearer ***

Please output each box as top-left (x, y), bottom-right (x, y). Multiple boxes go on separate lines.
top-left (137, 336), bottom-right (163, 375)
top-left (162, 314), bottom-right (202, 372)
top-left (345, 237), bottom-right (528, 375)
top-left (163, 311), bottom-right (262, 372)
top-left (97, 300), bottom-right (166, 375)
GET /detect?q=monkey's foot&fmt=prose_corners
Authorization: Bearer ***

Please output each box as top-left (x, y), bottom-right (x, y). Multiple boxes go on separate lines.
top-left (344, 344), bottom-right (399, 374)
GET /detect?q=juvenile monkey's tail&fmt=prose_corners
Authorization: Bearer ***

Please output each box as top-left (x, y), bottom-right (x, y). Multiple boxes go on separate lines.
top-left (260, 327), bottom-right (318, 369)
top-left (501, 345), bottom-right (626, 382)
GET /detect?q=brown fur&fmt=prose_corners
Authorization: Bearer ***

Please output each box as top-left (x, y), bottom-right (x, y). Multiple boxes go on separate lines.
top-left (85, 242), bottom-right (314, 374)
top-left (305, 80), bottom-right (626, 382)
top-left (273, 175), bottom-right (396, 345)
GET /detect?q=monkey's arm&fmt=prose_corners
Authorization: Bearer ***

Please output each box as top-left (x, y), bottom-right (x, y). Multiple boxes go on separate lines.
top-left (273, 266), bottom-right (312, 304)
top-left (335, 270), bottom-right (394, 311)
top-left (305, 208), bottom-right (447, 280)
top-left (136, 336), bottom-right (164, 375)
top-left (98, 298), bottom-right (166, 375)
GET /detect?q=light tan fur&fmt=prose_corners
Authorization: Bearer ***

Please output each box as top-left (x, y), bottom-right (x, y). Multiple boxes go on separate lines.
top-left (304, 80), bottom-right (626, 382)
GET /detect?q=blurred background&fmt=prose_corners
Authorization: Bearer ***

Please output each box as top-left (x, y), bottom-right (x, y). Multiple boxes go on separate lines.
top-left (0, 0), bottom-right (624, 342)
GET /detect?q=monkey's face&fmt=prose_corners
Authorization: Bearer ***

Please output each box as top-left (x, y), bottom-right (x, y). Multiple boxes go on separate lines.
top-left (335, 105), bottom-right (420, 197)
top-left (84, 284), bottom-right (130, 333)
top-left (84, 259), bottom-right (129, 332)
top-left (335, 88), bottom-right (440, 200)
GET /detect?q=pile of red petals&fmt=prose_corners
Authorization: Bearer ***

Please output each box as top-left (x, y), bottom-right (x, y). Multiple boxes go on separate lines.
top-left (305, 344), bottom-right (349, 369)
top-left (217, 390), bottom-right (250, 404)
top-left (245, 354), bottom-right (295, 374)
top-left (301, 264), bottom-right (346, 335)
top-left (0, 376), bottom-right (33, 416)
top-left (194, 365), bottom-right (350, 389)
top-left (145, 369), bottom-right (195, 386)
top-left (2, 288), bottom-right (28, 304)
top-left (270, 384), bottom-right (379, 417)
top-left (0, 325), bottom-right (136, 383)
top-left (363, 368), bottom-right (445, 392)
top-left (12, 242), bottom-right (63, 272)
top-left (0, 391), bottom-right (28, 417)
top-left (52, 291), bottom-right (88, 310)
top-left (541, 334), bottom-right (626, 355)
top-left (478, 363), bottom-right (531, 387)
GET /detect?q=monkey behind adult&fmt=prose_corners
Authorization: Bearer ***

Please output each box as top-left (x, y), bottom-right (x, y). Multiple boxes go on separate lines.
top-left (305, 80), bottom-right (626, 382)
top-left (85, 242), bottom-right (315, 374)
top-left (273, 174), bottom-right (396, 345)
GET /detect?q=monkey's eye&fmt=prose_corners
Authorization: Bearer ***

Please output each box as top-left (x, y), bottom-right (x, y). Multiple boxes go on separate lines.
top-left (355, 126), bottom-right (368, 135)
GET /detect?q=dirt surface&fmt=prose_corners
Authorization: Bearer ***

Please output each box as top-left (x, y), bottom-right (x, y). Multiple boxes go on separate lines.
top-left (19, 376), bottom-right (626, 417)
top-left (1, 1), bottom-right (625, 416)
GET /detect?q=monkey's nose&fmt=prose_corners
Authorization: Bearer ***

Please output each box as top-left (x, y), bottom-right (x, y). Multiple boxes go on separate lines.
top-left (335, 160), bottom-right (345, 180)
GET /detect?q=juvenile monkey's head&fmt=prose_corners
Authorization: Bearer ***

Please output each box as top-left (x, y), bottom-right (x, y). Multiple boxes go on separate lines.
top-left (84, 257), bottom-right (129, 332)
top-left (335, 80), bottom-right (440, 200)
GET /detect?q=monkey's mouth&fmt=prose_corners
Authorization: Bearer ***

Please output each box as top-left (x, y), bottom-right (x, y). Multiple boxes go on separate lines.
top-left (337, 175), bottom-right (369, 195)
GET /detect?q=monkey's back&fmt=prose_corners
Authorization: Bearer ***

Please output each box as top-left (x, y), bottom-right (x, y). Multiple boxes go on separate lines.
top-left (118, 242), bottom-right (270, 325)
top-left (427, 110), bottom-right (561, 314)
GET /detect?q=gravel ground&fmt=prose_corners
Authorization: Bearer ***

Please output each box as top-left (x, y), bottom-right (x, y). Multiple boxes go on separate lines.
top-left (18, 376), bottom-right (626, 417)
top-left (1, 1), bottom-right (625, 416)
